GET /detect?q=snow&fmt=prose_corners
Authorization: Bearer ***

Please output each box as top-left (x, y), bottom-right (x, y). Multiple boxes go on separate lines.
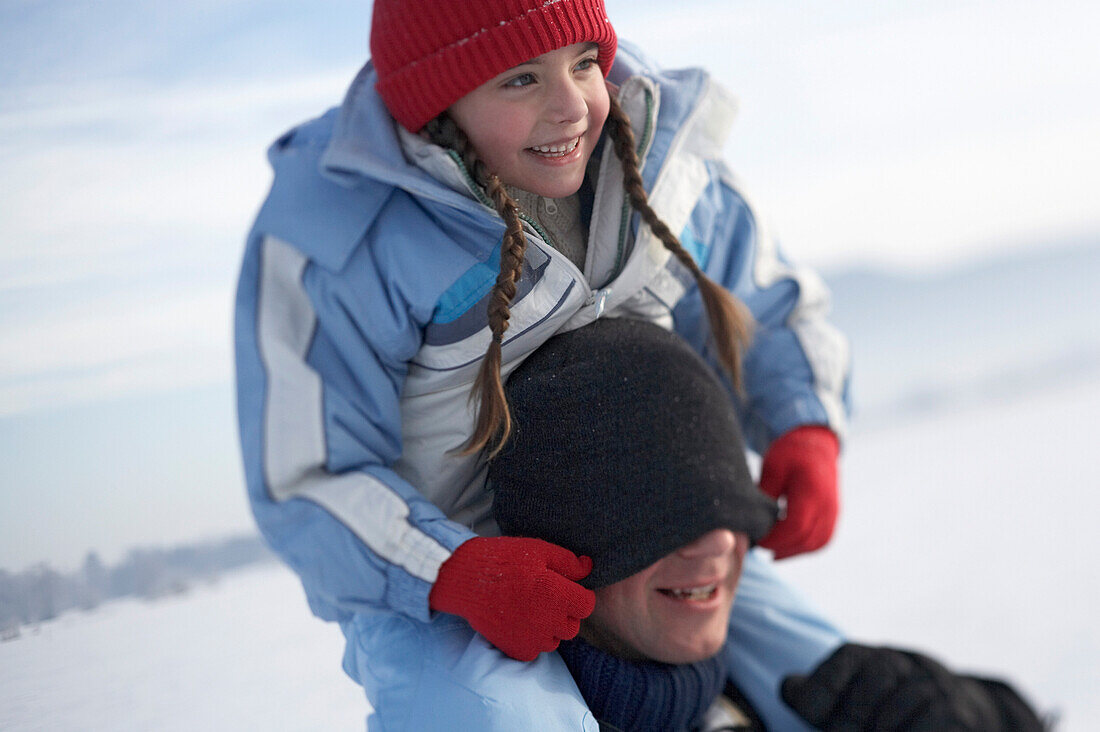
top-left (0, 566), bottom-right (363, 731)
top-left (773, 373), bottom-right (1100, 729)
top-left (4, 374), bottom-right (1097, 729)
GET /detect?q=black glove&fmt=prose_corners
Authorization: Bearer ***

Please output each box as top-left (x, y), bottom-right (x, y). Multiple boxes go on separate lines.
top-left (781, 643), bottom-right (1045, 731)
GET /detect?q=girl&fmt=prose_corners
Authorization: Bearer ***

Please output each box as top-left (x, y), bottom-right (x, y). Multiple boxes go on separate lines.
top-left (235, 0), bottom-right (849, 728)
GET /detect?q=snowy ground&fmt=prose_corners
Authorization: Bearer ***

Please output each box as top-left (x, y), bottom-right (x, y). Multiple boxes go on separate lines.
top-left (3, 374), bottom-right (1098, 730)
top-left (774, 372), bottom-right (1100, 729)
top-left (0, 566), bottom-right (363, 731)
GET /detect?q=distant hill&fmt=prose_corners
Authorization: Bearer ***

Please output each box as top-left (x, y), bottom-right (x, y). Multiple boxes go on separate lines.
top-left (0, 536), bottom-right (275, 627)
top-left (821, 237), bottom-right (1100, 425)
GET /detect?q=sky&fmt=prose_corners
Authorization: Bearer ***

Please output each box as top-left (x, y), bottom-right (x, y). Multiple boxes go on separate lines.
top-left (2, 0), bottom-right (1099, 570)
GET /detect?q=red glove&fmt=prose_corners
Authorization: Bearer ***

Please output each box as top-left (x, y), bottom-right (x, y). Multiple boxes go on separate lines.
top-left (758, 425), bottom-right (840, 560)
top-left (428, 536), bottom-right (596, 661)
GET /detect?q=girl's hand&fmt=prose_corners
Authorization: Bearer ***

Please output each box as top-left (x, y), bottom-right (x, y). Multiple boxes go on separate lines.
top-left (757, 426), bottom-right (840, 559)
top-left (429, 536), bottom-right (596, 661)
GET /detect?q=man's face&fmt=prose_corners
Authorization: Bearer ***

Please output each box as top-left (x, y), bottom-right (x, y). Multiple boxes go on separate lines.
top-left (581, 529), bottom-right (749, 665)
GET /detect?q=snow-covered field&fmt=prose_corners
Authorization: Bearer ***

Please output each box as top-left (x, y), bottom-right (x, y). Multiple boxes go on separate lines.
top-left (0, 566), bottom-right (363, 731)
top-left (4, 373), bottom-right (1097, 730)
top-left (774, 372), bottom-right (1100, 730)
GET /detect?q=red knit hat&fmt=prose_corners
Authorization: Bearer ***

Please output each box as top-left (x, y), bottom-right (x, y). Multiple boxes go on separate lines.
top-left (370, 0), bottom-right (618, 132)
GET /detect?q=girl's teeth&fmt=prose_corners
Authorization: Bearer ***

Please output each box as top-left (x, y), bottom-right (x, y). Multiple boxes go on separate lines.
top-left (660, 583), bottom-right (717, 601)
top-left (529, 138), bottom-right (580, 156)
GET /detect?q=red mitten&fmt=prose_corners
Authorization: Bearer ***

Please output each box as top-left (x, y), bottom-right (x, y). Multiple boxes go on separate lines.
top-left (758, 425), bottom-right (840, 560)
top-left (428, 536), bottom-right (596, 661)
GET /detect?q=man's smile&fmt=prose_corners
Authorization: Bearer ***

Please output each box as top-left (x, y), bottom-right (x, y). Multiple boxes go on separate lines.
top-left (657, 583), bottom-right (719, 601)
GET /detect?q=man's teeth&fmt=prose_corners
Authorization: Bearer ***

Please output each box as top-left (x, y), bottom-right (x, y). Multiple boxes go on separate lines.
top-left (529, 138), bottom-right (580, 156)
top-left (660, 583), bottom-right (717, 601)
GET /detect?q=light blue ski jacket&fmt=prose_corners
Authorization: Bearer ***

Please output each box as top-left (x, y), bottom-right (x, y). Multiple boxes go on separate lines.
top-left (235, 41), bottom-right (849, 630)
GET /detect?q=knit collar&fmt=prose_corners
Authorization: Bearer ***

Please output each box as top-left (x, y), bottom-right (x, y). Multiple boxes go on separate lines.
top-left (557, 636), bottom-right (729, 732)
top-left (503, 185), bottom-right (580, 224)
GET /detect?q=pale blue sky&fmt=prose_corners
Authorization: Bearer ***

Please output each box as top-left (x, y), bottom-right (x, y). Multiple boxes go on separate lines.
top-left (2, 0), bottom-right (1099, 570)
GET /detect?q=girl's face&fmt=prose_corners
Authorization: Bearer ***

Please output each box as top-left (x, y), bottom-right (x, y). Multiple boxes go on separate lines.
top-left (448, 42), bottom-right (611, 199)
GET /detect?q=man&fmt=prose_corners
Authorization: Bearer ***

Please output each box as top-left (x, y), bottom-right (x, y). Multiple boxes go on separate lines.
top-left (489, 318), bottom-right (1044, 731)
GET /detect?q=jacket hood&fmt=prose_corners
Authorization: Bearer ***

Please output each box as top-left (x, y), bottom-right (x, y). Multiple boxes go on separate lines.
top-left (317, 60), bottom-right (481, 215)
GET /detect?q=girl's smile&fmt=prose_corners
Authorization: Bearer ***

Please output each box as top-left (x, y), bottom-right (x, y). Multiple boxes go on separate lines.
top-left (527, 136), bottom-right (581, 159)
top-left (448, 42), bottom-right (610, 199)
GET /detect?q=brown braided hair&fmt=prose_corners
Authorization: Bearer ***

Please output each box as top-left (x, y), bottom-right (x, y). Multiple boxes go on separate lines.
top-left (604, 94), bottom-right (753, 387)
top-left (425, 95), bottom-right (753, 458)
top-left (423, 116), bottom-right (529, 458)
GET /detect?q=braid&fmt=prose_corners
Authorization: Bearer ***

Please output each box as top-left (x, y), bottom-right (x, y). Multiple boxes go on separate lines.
top-left (424, 115), bottom-right (528, 457)
top-left (605, 95), bottom-right (753, 387)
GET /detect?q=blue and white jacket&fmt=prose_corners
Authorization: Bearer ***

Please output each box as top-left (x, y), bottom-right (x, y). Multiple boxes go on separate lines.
top-left (234, 42), bottom-right (850, 628)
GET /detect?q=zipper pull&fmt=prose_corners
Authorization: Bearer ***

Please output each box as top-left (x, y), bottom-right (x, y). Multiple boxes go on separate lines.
top-left (587, 288), bottom-right (612, 318)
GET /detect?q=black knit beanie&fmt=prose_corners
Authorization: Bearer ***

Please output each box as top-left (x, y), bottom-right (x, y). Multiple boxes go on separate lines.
top-left (489, 318), bottom-right (778, 588)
